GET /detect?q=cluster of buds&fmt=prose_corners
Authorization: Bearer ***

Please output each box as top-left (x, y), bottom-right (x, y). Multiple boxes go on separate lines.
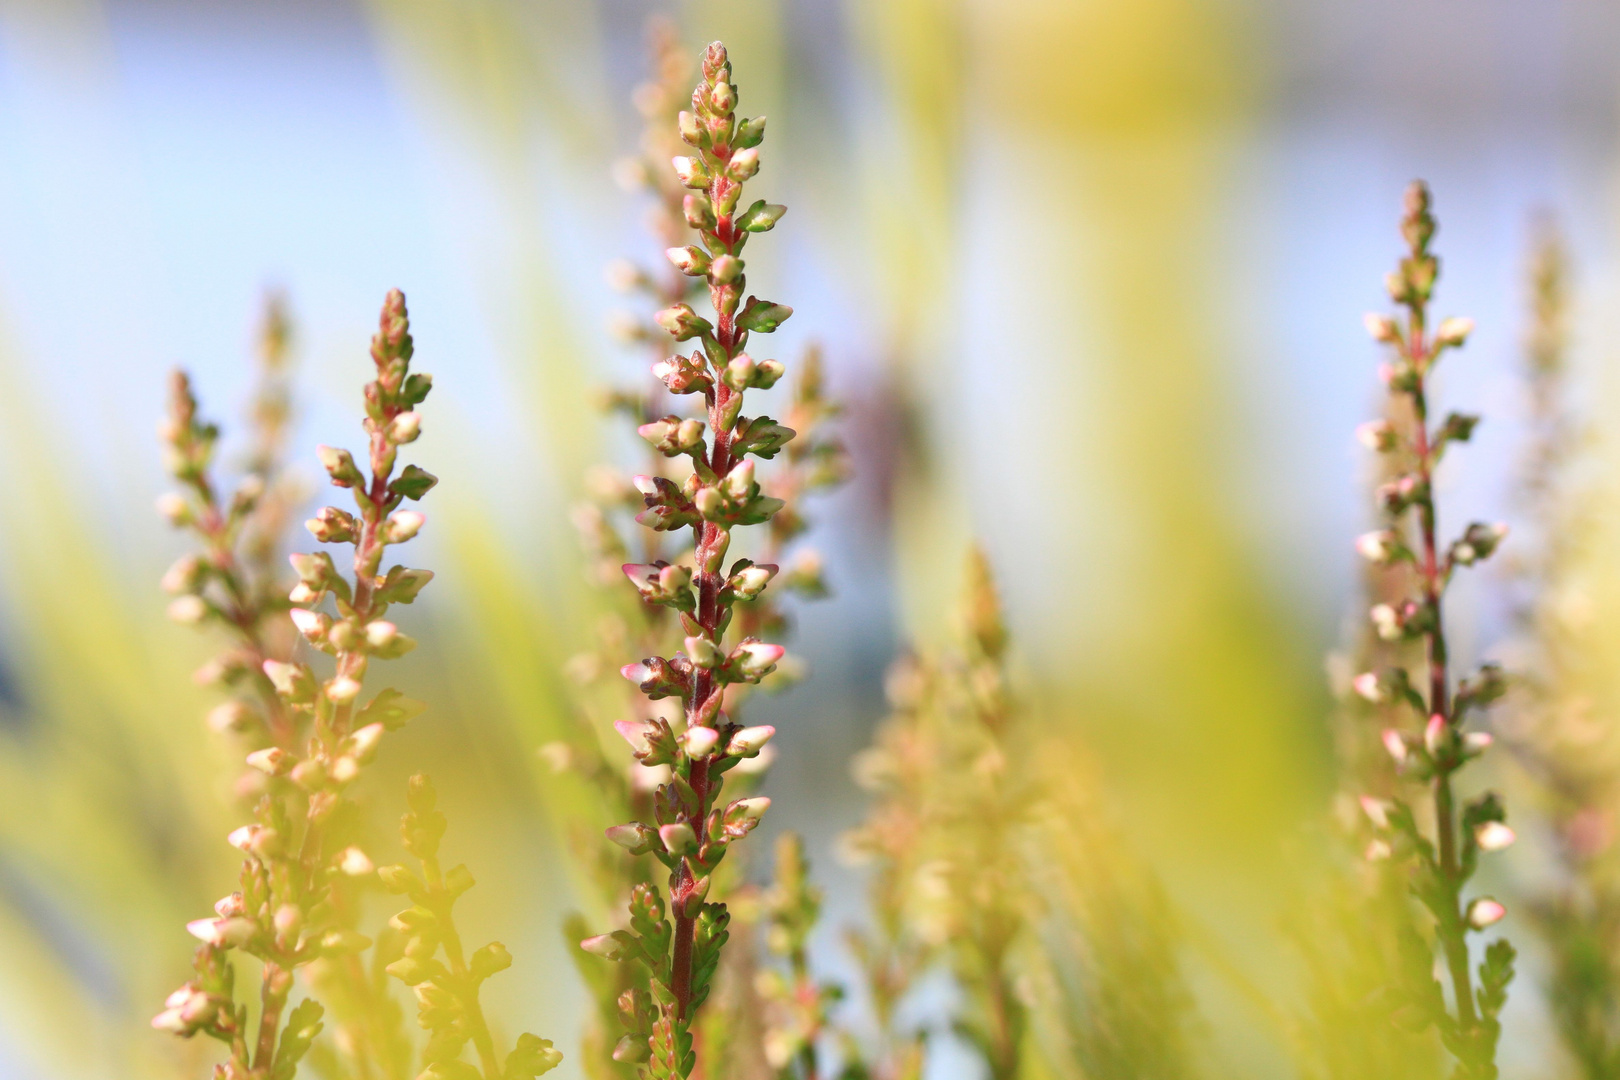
top-left (754, 833), bottom-right (841, 1076)
top-left (577, 42), bottom-right (805, 1080)
top-left (1350, 183), bottom-right (1516, 1077)
top-left (380, 774), bottom-right (563, 1080)
top-left (837, 551), bottom-right (1032, 1080)
top-left (154, 291), bottom-right (440, 1076)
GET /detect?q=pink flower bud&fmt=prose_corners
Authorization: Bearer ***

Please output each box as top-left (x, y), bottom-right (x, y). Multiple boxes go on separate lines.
top-left (1424, 713), bottom-right (1447, 757)
top-left (1352, 672), bottom-right (1383, 703)
top-left (1475, 822), bottom-right (1515, 852)
top-left (1466, 897), bottom-right (1506, 929)
top-left (580, 934), bottom-right (626, 960)
top-left (1381, 729), bottom-right (1408, 765)
top-left (1359, 795), bottom-right (1391, 831)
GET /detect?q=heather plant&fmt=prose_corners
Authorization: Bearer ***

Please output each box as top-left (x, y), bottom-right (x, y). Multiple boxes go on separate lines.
top-left (1498, 225), bottom-right (1620, 1078)
top-left (1351, 182), bottom-right (1516, 1078)
top-left (839, 551), bottom-right (1035, 1080)
top-left (381, 773), bottom-right (563, 1080)
top-left (152, 290), bottom-right (558, 1080)
top-left (575, 40), bottom-right (803, 1080)
top-left (754, 833), bottom-right (840, 1080)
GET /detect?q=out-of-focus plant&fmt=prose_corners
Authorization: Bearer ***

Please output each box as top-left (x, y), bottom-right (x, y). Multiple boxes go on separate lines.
top-left (575, 40), bottom-right (803, 1080)
top-left (1497, 224), bottom-right (1620, 1079)
top-left (840, 551), bottom-right (1034, 1080)
top-left (381, 773), bottom-right (563, 1080)
top-left (842, 549), bottom-right (1200, 1080)
top-left (751, 833), bottom-right (840, 1080)
top-left (1351, 182), bottom-right (1516, 1079)
top-left (151, 290), bottom-right (559, 1080)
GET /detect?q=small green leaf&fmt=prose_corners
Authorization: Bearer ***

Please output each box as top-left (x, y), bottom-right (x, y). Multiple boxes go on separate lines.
top-left (390, 464), bottom-right (438, 501)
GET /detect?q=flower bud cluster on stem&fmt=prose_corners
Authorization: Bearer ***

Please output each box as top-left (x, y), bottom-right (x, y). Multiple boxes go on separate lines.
top-left (1352, 183), bottom-right (1515, 1078)
top-left (153, 292), bottom-right (519, 1080)
top-left (840, 550), bottom-right (1032, 1080)
top-left (1498, 225), bottom-right (1620, 1078)
top-left (579, 41), bottom-right (802, 1080)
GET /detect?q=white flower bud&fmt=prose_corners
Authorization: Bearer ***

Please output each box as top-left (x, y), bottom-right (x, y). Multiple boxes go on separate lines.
top-left (387, 411), bottom-right (422, 444)
top-left (1355, 530), bottom-right (1398, 565)
top-left (1436, 316), bottom-right (1475, 348)
top-left (726, 146), bottom-right (760, 180)
top-left (289, 608), bottom-right (328, 642)
top-left (383, 511), bottom-right (424, 544)
top-left (156, 492), bottom-right (192, 526)
top-left (580, 934), bottom-right (626, 960)
top-left (728, 796), bottom-right (771, 825)
top-left (245, 747), bottom-right (290, 776)
top-left (671, 155), bottom-right (710, 189)
top-left (659, 821), bottom-right (697, 855)
top-left (726, 725), bottom-right (775, 757)
top-left (207, 701), bottom-right (252, 734)
top-left (1466, 897), bottom-right (1506, 929)
top-left (1355, 420), bottom-right (1397, 453)
top-left (348, 722), bottom-right (385, 762)
top-left (339, 847), bottom-right (375, 876)
top-left (1363, 313), bottom-right (1399, 342)
top-left (685, 635), bottom-right (723, 669)
top-left (1475, 822), bottom-right (1515, 852)
top-left (162, 555), bottom-right (204, 594)
top-left (327, 676), bottom-right (362, 705)
top-left (682, 726), bottom-right (721, 758)
top-left (167, 595), bottom-right (209, 625)
top-left (1462, 730), bottom-right (1493, 757)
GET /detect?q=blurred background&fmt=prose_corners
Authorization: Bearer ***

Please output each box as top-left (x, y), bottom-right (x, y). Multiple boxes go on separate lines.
top-left (0, 0), bottom-right (1617, 1077)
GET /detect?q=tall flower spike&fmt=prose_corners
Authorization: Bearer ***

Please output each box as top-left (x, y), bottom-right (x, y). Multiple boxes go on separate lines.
top-left (1499, 223), bottom-right (1620, 1078)
top-left (580, 42), bottom-right (801, 1080)
top-left (154, 291), bottom-right (457, 1078)
top-left (1353, 183), bottom-right (1515, 1078)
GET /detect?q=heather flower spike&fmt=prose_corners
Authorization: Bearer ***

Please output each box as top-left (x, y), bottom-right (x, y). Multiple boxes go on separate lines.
top-left (1354, 183), bottom-right (1515, 1077)
top-left (153, 292), bottom-right (557, 1078)
top-left (580, 41), bottom-right (801, 1079)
